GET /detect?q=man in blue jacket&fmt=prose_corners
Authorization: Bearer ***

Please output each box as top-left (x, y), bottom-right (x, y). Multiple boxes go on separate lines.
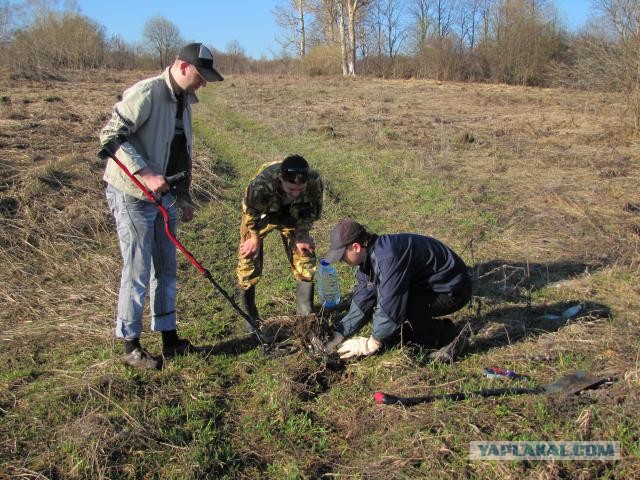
top-left (323, 219), bottom-right (472, 359)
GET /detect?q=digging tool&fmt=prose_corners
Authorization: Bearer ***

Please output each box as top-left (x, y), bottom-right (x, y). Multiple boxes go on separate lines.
top-left (374, 370), bottom-right (607, 406)
top-left (98, 138), bottom-right (296, 357)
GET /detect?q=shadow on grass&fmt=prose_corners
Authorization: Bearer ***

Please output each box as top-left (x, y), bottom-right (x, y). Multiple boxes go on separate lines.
top-left (197, 335), bottom-right (262, 356)
top-left (460, 258), bottom-right (612, 357)
top-left (196, 334), bottom-right (301, 358)
top-left (464, 299), bottom-right (611, 356)
top-left (471, 259), bottom-right (599, 304)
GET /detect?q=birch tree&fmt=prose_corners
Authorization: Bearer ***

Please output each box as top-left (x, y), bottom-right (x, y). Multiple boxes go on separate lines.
top-left (274, 0), bottom-right (307, 56)
top-left (336, 0), bottom-right (348, 74)
top-left (0, 0), bottom-right (11, 42)
top-left (346, 0), bottom-right (373, 75)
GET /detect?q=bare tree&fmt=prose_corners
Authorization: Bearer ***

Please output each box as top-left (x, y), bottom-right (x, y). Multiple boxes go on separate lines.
top-left (307, 0), bottom-right (340, 45)
top-left (346, 0), bottom-right (373, 75)
top-left (9, 11), bottom-right (107, 73)
top-left (592, 0), bottom-right (639, 41)
top-left (484, 0), bottom-right (564, 85)
top-left (336, 0), bottom-right (349, 74)
top-left (456, 0), bottom-right (484, 49)
top-left (407, 0), bottom-right (455, 48)
top-left (367, 0), bottom-right (385, 57)
top-left (381, 0), bottom-right (406, 59)
top-left (106, 33), bottom-right (137, 69)
top-left (142, 15), bottom-right (182, 69)
top-left (298, 0), bottom-right (306, 55)
top-left (6, 0), bottom-right (50, 28)
top-left (331, 0), bottom-right (373, 76)
top-left (367, 0), bottom-right (407, 59)
top-left (433, 0), bottom-right (455, 38)
top-left (590, 0), bottom-right (640, 129)
top-left (274, 0), bottom-right (308, 56)
top-left (225, 39), bottom-right (249, 74)
top-left (411, 0), bottom-right (430, 52)
top-left (0, 0), bottom-right (11, 42)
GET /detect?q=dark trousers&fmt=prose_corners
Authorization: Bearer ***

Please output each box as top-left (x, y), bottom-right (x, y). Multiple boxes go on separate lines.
top-left (401, 279), bottom-right (473, 347)
top-left (422, 278), bottom-right (473, 318)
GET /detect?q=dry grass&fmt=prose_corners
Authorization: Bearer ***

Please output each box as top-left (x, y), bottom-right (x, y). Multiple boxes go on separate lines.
top-left (1, 70), bottom-right (639, 479)
top-left (217, 75), bottom-right (639, 261)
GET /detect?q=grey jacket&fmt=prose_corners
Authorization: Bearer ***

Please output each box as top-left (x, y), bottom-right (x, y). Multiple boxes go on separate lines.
top-left (100, 68), bottom-right (197, 205)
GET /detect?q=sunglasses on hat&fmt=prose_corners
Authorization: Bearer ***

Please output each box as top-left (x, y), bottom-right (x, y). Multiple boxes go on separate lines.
top-left (281, 166), bottom-right (309, 184)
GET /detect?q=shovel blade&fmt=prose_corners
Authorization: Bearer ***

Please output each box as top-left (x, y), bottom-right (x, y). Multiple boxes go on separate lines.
top-left (542, 370), bottom-right (605, 395)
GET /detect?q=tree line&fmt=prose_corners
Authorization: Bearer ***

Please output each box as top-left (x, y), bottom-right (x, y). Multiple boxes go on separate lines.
top-left (277, 0), bottom-right (639, 128)
top-left (0, 1), bottom-right (261, 75)
top-left (0, 0), bottom-right (638, 129)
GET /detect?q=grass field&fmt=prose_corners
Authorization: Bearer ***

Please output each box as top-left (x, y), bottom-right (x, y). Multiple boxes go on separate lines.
top-left (1, 69), bottom-right (639, 479)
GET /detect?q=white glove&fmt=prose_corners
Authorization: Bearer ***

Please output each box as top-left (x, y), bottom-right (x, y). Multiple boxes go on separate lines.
top-left (337, 336), bottom-right (382, 359)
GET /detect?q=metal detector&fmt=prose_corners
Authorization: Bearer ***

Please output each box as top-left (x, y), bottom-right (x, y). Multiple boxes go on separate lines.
top-left (98, 138), bottom-right (296, 357)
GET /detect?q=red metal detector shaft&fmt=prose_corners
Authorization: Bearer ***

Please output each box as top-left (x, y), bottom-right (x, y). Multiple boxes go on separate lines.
top-left (98, 138), bottom-right (270, 348)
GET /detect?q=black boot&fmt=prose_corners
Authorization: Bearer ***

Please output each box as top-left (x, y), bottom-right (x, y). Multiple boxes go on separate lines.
top-left (239, 286), bottom-right (260, 333)
top-left (296, 281), bottom-right (314, 316)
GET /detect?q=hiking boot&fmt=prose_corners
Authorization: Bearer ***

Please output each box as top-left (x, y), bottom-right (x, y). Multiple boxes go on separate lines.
top-left (122, 347), bottom-right (161, 370)
top-left (162, 338), bottom-right (202, 358)
top-left (427, 323), bottom-right (471, 364)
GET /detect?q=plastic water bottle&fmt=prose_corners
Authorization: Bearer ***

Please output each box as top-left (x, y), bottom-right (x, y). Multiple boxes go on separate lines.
top-left (317, 259), bottom-right (340, 308)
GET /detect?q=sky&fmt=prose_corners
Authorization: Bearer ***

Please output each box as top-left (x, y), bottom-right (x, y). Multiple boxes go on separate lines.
top-left (74, 0), bottom-right (596, 60)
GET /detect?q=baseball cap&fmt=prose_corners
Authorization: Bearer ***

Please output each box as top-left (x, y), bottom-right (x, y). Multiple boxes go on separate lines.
top-left (178, 43), bottom-right (224, 82)
top-left (324, 219), bottom-right (367, 263)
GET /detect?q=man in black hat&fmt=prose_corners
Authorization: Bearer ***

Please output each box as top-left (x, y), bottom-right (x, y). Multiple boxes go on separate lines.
top-left (322, 219), bottom-right (472, 360)
top-left (100, 43), bottom-right (223, 369)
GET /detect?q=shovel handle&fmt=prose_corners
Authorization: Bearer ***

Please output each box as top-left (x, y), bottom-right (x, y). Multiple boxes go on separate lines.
top-left (374, 386), bottom-right (541, 406)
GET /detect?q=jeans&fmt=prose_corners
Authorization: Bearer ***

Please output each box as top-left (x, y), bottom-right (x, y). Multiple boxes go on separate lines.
top-left (106, 184), bottom-right (178, 339)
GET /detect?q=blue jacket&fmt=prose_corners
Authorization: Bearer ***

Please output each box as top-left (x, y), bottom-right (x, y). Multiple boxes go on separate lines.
top-left (335, 233), bottom-right (469, 341)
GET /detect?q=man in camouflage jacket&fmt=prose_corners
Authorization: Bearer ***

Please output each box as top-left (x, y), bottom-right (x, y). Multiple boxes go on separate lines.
top-left (237, 155), bottom-right (323, 333)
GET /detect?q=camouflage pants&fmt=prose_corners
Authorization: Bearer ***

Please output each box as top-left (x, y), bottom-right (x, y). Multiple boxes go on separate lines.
top-left (236, 213), bottom-right (317, 289)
